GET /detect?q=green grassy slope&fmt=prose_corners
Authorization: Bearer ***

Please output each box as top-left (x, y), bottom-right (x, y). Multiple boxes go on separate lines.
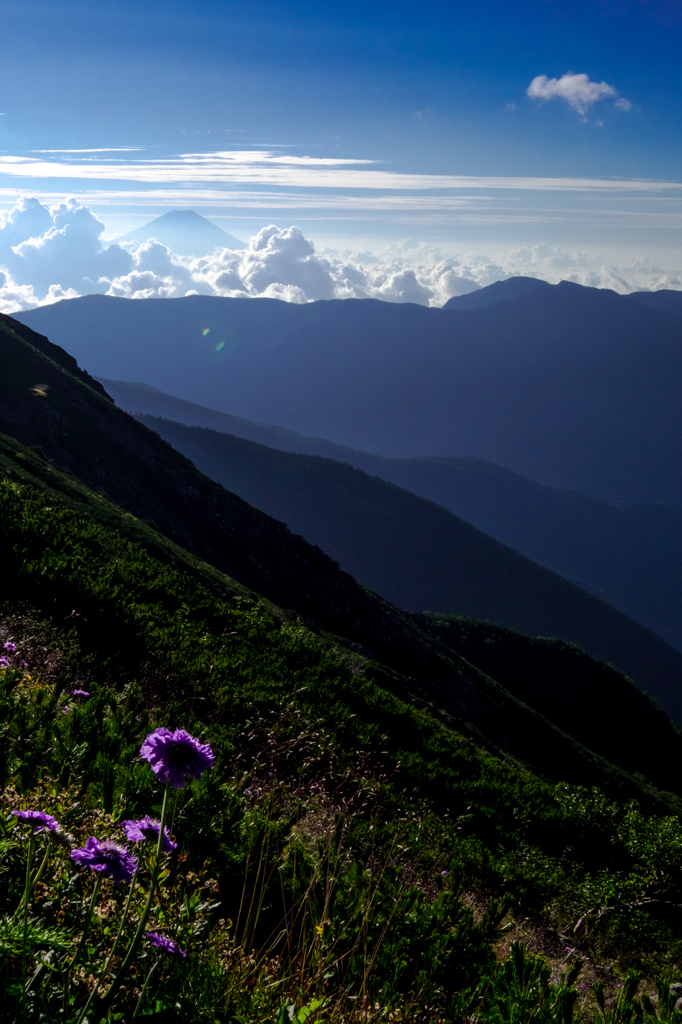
top-left (132, 414), bottom-right (682, 726)
top-left (4, 449), bottom-right (682, 1017)
top-left (7, 315), bottom-right (682, 1014)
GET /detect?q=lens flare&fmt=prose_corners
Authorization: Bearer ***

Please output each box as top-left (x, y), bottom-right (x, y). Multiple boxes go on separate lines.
top-left (216, 341), bottom-right (225, 351)
top-left (202, 328), bottom-right (210, 336)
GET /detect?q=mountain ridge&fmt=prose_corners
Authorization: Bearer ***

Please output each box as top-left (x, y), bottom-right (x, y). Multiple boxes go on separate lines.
top-left (131, 411), bottom-right (682, 725)
top-left (16, 281), bottom-right (682, 500)
top-left (100, 377), bottom-right (682, 652)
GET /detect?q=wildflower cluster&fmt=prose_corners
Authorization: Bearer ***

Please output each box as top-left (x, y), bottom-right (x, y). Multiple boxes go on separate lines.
top-left (0, 638), bottom-right (28, 670)
top-left (8, 724), bottom-right (214, 1021)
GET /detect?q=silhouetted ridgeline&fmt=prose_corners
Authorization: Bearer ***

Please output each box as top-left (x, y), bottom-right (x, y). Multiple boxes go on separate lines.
top-left (101, 378), bottom-right (682, 653)
top-left (16, 279), bottom-right (682, 500)
top-left (126, 412), bottom-right (682, 725)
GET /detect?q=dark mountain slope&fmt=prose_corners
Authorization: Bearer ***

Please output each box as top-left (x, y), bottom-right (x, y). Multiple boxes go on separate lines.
top-left (442, 275), bottom-right (551, 309)
top-left (0, 312), bottom-right (417, 665)
top-left (419, 613), bottom-right (682, 789)
top-left (3, 311), bottom-right (682, 800)
top-left (443, 277), bottom-right (682, 319)
top-left (364, 457), bottom-right (682, 653)
top-left (16, 283), bottom-right (682, 500)
top-left (96, 377), bottom-right (365, 459)
top-left (100, 378), bottom-right (682, 652)
top-left (133, 413), bottom-right (682, 724)
top-left (629, 289), bottom-right (682, 318)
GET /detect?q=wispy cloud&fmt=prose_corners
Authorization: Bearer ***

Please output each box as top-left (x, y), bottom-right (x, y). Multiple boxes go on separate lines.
top-left (31, 148), bottom-right (147, 153)
top-left (0, 151), bottom-right (677, 194)
top-left (527, 73), bottom-right (631, 115)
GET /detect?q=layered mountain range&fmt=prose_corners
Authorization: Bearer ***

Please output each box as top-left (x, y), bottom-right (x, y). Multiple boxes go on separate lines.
top-left (16, 279), bottom-right (682, 501)
top-left (98, 378), bottom-right (682, 653)
top-left (15, 277), bottom-right (682, 661)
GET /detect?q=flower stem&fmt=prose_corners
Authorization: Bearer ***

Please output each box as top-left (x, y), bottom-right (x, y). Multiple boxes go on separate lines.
top-left (21, 827), bottom-right (35, 1024)
top-left (63, 873), bottom-right (102, 1018)
top-left (29, 843), bottom-right (50, 890)
top-left (76, 863), bottom-right (140, 1024)
top-left (95, 785), bottom-right (170, 1020)
top-left (131, 957), bottom-right (160, 1020)
top-left (105, 861), bottom-right (140, 969)
top-left (14, 842), bottom-right (50, 919)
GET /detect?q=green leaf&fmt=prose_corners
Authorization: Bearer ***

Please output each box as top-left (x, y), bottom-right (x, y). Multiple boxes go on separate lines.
top-left (0, 914), bottom-right (71, 958)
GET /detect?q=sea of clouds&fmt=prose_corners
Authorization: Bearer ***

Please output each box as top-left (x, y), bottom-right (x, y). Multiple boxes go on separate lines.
top-left (1, 196), bottom-right (681, 315)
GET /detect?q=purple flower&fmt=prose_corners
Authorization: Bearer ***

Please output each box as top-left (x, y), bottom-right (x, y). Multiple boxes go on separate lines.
top-left (11, 810), bottom-right (60, 833)
top-left (71, 837), bottom-right (137, 884)
top-left (0, 657), bottom-right (9, 669)
top-left (140, 728), bottom-right (214, 789)
top-left (72, 689), bottom-right (90, 697)
top-left (19, 660), bottom-right (27, 669)
top-left (3, 642), bottom-right (16, 652)
top-left (62, 705), bottom-right (70, 714)
top-left (144, 931), bottom-right (186, 958)
top-left (121, 815), bottom-right (177, 852)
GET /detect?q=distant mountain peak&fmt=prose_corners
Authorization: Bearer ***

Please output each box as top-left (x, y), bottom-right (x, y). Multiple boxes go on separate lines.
top-left (443, 275), bottom-right (552, 310)
top-left (115, 209), bottom-right (247, 255)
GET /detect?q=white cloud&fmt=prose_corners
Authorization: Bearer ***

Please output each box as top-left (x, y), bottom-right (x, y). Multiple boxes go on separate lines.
top-left (1, 197), bottom-right (132, 298)
top-left (1, 196), bottom-right (681, 314)
top-left (190, 225), bottom-right (336, 301)
top-left (527, 73), bottom-right (630, 116)
top-left (31, 148), bottom-right (145, 153)
top-left (105, 238), bottom-right (199, 298)
top-left (0, 267), bottom-right (78, 314)
top-left (106, 270), bottom-right (176, 299)
top-left (0, 196), bottom-right (53, 254)
top-left (0, 269), bottom-right (41, 314)
top-left (370, 269), bottom-right (435, 305)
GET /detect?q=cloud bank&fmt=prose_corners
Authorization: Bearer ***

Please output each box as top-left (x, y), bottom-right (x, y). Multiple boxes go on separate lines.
top-left (1, 196), bottom-right (680, 315)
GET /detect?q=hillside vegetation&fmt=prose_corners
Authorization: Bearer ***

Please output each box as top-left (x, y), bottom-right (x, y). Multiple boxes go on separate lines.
top-left (4, 309), bottom-right (682, 1020)
top-left (4, 449), bottom-right (682, 1020)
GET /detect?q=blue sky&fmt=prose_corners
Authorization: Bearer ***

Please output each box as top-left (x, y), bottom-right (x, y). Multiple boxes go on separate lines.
top-left (2, 0), bottom-right (681, 172)
top-left (1, 0), bottom-right (682, 304)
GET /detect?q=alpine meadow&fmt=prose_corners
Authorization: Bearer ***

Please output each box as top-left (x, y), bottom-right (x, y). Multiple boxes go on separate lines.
top-left (2, 0), bottom-right (682, 1021)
